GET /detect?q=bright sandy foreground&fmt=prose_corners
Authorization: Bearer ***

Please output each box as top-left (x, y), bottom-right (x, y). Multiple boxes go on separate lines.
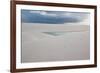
top-left (21, 23), bottom-right (90, 63)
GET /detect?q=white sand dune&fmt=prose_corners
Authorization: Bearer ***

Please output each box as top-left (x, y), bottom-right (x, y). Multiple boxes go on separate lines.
top-left (21, 23), bottom-right (90, 63)
top-left (22, 23), bottom-right (89, 32)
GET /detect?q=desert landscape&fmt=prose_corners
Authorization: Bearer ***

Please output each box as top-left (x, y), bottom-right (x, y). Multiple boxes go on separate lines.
top-left (21, 10), bottom-right (90, 63)
top-left (21, 23), bottom-right (90, 63)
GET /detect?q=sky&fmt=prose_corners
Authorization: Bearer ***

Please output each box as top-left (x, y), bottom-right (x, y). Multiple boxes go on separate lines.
top-left (21, 9), bottom-right (90, 24)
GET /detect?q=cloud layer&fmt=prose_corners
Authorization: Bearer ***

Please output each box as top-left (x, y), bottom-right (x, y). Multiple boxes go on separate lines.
top-left (21, 10), bottom-right (90, 24)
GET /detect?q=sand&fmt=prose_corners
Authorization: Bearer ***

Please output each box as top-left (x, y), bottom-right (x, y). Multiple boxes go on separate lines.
top-left (21, 23), bottom-right (90, 63)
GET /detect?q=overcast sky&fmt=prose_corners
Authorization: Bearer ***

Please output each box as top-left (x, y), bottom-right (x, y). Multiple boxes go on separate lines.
top-left (21, 9), bottom-right (90, 24)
